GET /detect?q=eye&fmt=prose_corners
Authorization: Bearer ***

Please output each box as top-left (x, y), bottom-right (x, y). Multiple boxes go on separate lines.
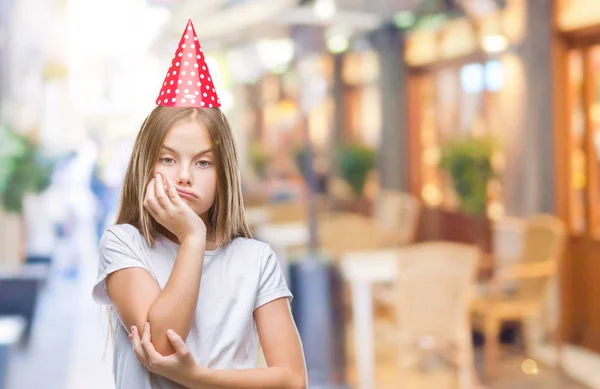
top-left (196, 160), bottom-right (212, 168)
top-left (160, 157), bottom-right (175, 165)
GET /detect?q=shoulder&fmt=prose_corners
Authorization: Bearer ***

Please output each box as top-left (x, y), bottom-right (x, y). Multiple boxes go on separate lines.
top-left (221, 238), bottom-right (277, 266)
top-left (102, 223), bottom-right (141, 239)
top-left (99, 224), bottom-right (149, 258)
top-left (100, 224), bottom-right (141, 246)
top-left (223, 237), bottom-right (270, 256)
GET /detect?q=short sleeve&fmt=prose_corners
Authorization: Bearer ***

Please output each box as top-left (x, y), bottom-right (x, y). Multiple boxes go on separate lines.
top-left (254, 243), bottom-right (293, 310)
top-left (92, 226), bottom-right (151, 305)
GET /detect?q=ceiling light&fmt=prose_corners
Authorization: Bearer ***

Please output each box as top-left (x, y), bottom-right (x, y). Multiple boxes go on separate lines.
top-left (325, 25), bottom-right (351, 53)
top-left (313, 0), bottom-right (336, 20)
top-left (327, 35), bottom-right (348, 53)
top-left (257, 38), bottom-right (295, 71)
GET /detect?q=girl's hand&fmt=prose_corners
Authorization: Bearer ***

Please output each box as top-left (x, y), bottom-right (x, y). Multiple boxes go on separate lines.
top-left (143, 173), bottom-right (206, 243)
top-left (129, 323), bottom-right (200, 385)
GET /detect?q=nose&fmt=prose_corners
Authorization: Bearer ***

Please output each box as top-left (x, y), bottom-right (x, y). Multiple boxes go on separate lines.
top-left (176, 166), bottom-right (192, 186)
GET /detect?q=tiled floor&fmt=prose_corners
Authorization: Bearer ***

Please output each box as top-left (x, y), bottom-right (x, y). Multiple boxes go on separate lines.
top-left (344, 331), bottom-right (587, 389)
top-left (6, 231), bottom-right (113, 389)
top-left (482, 355), bottom-right (584, 389)
top-left (5, 272), bottom-right (79, 389)
top-left (345, 355), bottom-right (585, 389)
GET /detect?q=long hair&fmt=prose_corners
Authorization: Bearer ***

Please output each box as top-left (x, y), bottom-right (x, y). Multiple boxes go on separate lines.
top-left (116, 106), bottom-right (251, 245)
top-left (105, 107), bottom-right (251, 353)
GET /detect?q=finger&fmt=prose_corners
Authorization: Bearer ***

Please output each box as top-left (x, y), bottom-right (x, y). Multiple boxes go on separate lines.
top-left (132, 326), bottom-right (142, 352)
top-left (165, 178), bottom-right (178, 201)
top-left (167, 329), bottom-right (191, 358)
top-left (144, 178), bottom-right (157, 211)
top-left (129, 326), bottom-right (137, 343)
top-left (136, 355), bottom-right (152, 373)
top-left (146, 177), bottom-right (155, 199)
top-left (141, 322), bottom-right (151, 344)
top-left (165, 179), bottom-right (184, 205)
top-left (131, 326), bottom-right (139, 343)
top-left (154, 173), bottom-right (174, 210)
top-left (144, 178), bottom-right (164, 219)
top-left (131, 326), bottom-right (149, 366)
top-left (141, 323), bottom-right (162, 362)
top-left (143, 199), bottom-right (161, 222)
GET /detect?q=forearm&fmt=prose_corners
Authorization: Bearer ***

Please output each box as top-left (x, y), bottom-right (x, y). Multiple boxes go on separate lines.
top-left (147, 237), bottom-right (205, 354)
top-left (183, 366), bottom-right (306, 389)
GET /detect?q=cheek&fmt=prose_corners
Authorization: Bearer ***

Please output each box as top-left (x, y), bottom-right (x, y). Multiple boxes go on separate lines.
top-left (152, 166), bottom-right (176, 181)
top-left (196, 170), bottom-right (217, 195)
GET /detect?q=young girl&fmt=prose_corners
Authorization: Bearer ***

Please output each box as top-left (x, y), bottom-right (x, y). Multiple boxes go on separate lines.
top-left (92, 20), bottom-right (306, 389)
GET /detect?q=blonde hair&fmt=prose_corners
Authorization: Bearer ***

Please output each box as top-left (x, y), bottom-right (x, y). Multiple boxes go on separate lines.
top-left (105, 107), bottom-right (251, 354)
top-left (116, 106), bottom-right (252, 245)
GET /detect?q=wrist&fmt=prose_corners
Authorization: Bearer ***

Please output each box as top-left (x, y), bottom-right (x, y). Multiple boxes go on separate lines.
top-left (188, 365), bottom-right (210, 388)
top-left (179, 235), bottom-right (206, 249)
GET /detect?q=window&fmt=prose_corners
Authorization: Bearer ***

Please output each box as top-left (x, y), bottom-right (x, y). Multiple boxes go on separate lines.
top-left (567, 45), bottom-right (600, 236)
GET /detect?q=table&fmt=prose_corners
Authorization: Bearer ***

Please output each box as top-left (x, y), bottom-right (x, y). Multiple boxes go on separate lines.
top-left (254, 212), bottom-right (393, 262)
top-left (255, 222), bottom-right (309, 250)
top-left (340, 247), bottom-right (493, 389)
top-left (339, 249), bottom-right (399, 389)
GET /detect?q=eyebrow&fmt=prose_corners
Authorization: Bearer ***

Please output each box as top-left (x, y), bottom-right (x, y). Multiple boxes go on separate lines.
top-left (161, 145), bottom-right (214, 159)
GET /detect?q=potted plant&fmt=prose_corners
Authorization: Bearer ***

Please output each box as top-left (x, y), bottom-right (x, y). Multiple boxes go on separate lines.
top-left (0, 122), bottom-right (56, 342)
top-left (0, 122), bottom-right (54, 267)
top-left (435, 134), bottom-right (497, 253)
top-left (335, 143), bottom-right (376, 215)
top-left (439, 134), bottom-right (497, 216)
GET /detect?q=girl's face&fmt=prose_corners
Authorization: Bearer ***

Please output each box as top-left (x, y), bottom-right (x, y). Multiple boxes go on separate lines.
top-left (152, 118), bottom-right (217, 220)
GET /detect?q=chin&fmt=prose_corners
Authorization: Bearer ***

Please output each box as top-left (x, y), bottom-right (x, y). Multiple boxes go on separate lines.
top-left (191, 205), bottom-right (210, 217)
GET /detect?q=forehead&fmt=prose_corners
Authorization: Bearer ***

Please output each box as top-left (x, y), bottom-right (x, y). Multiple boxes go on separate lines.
top-left (162, 118), bottom-right (212, 151)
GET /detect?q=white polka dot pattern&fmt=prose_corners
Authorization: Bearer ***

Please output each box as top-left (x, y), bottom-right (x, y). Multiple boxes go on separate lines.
top-left (156, 20), bottom-right (221, 108)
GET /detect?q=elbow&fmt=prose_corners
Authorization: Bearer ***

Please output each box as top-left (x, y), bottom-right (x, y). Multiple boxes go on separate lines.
top-left (290, 373), bottom-right (307, 389)
top-left (148, 327), bottom-right (176, 356)
top-left (144, 313), bottom-right (176, 356)
top-left (153, 339), bottom-right (176, 356)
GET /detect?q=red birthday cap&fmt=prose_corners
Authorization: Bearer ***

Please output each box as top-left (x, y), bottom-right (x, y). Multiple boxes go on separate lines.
top-left (156, 20), bottom-right (221, 108)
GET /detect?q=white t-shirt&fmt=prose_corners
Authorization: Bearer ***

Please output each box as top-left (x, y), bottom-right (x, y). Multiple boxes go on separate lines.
top-left (92, 224), bottom-right (293, 389)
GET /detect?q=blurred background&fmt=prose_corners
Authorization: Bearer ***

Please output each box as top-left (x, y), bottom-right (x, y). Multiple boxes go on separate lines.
top-left (1, 0), bottom-right (599, 388)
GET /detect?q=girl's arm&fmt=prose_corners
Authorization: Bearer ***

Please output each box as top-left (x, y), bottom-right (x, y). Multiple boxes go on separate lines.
top-left (190, 297), bottom-right (306, 389)
top-left (107, 175), bottom-right (207, 355)
top-left (108, 236), bottom-right (205, 356)
top-left (131, 298), bottom-right (307, 389)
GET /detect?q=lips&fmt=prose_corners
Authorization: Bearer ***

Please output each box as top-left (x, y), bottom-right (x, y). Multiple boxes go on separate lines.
top-left (176, 188), bottom-right (198, 199)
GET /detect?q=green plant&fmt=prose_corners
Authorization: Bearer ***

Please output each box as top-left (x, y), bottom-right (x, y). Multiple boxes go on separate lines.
top-left (336, 144), bottom-right (376, 197)
top-left (439, 135), bottom-right (497, 216)
top-left (0, 123), bottom-right (54, 213)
